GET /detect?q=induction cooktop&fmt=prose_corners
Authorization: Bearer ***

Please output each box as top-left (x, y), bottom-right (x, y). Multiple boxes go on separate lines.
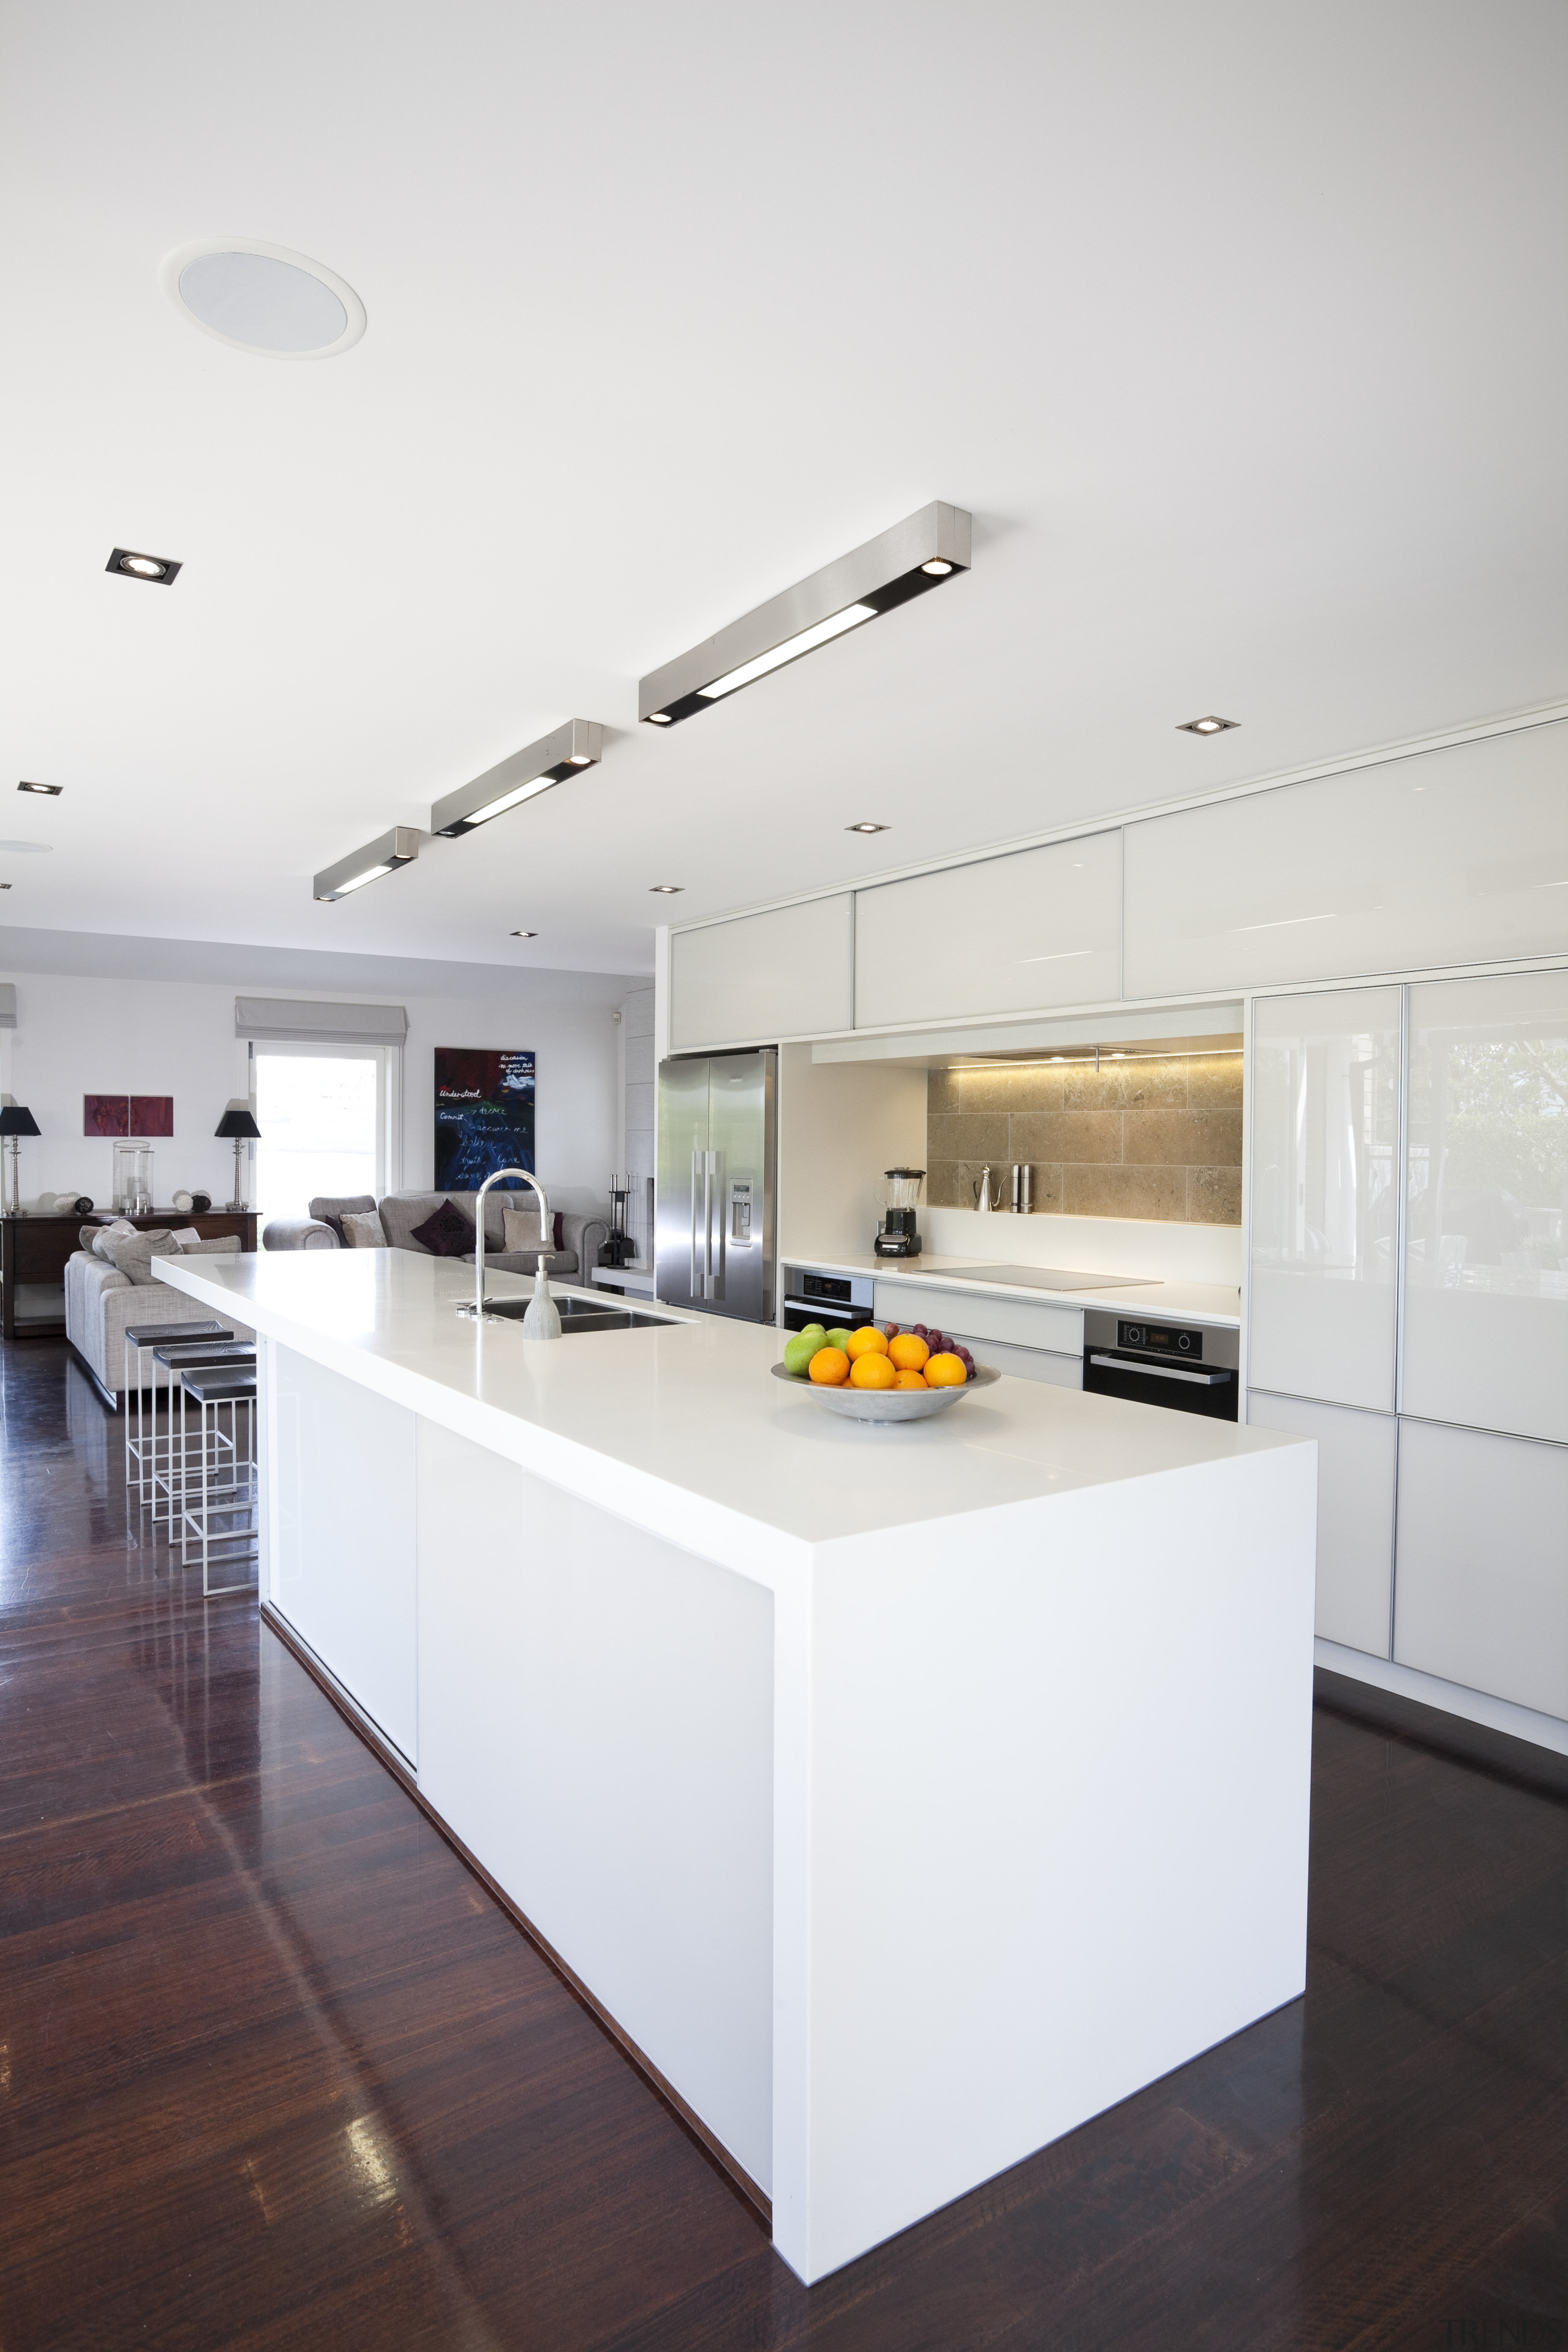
top-left (939, 1265), bottom-right (1158, 1291)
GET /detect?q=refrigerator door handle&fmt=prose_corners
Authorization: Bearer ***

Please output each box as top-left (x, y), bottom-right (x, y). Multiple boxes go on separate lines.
top-left (701, 1150), bottom-right (718, 1295)
top-left (690, 1148), bottom-right (702, 1295)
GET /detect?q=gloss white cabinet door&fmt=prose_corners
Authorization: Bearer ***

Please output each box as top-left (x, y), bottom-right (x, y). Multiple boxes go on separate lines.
top-left (1123, 718), bottom-right (1568, 997)
top-left (1248, 988), bottom-right (1401, 1411)
top-left (1393, 1418), bottom-right (1568, 1721)
top-left (1401, 968), bottom-right (1568, 1444)
top-left (670, 895), bottom-right (853, 1050)
top-left (1247, 1391), bottom-right (1395, 1657)
top-left (853, 832), bottom-right (1121, 1030)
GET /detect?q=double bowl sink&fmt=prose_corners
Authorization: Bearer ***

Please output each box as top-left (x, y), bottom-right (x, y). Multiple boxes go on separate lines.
top-left (477, 1292), bottom-right (673, 1335)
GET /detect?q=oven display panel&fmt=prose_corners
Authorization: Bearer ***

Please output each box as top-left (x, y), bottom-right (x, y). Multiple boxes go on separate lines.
top-left (1117, 1319), bottom-right (1203, 1360)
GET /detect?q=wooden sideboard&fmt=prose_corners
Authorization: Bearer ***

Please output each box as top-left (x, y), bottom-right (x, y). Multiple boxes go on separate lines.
top-left (0, 1211), bottom-right (259, 1343)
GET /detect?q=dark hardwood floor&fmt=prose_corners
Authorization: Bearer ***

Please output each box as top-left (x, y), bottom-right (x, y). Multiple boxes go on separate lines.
top-left (2, 1336), bottom-right (1566, 2351)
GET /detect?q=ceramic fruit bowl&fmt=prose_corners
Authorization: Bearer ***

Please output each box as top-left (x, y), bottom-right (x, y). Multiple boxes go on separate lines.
top-left (770, 1360), bottom-right (1000, 1423)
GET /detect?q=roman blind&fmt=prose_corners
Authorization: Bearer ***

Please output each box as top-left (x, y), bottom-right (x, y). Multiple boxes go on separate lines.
top-left (235, 996), bottom-right (409, 1046)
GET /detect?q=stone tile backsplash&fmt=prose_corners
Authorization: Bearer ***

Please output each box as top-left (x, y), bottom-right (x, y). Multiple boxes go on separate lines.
top-left (926, 1052), bottom-right (1243, 1225)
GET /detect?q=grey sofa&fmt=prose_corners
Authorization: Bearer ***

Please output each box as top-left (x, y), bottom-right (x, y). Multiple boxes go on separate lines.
top-left (262, 1189), bottom-right (610, 1280)
top-left (65, 1247), bottom-right (257, 1404)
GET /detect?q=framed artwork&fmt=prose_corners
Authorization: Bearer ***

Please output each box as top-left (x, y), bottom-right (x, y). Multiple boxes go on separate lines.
top-left (84, 1095), bottom-right (175, 1137)
top-left (434, 1049), bottom-right (535, 1191)
top-left (84, 1095), bottom-right (130, 1137)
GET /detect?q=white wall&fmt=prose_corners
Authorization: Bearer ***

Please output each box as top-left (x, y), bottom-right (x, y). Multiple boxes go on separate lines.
top-left (0, 956), bottom-right (627, 1215)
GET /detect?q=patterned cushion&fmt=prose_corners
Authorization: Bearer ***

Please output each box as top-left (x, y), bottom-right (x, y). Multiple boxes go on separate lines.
top-left (409, 1199), bottom-right (475, 1257)
top-left (341, 1209), bottom-right (388, 1248)
top-left (100, 1228), bottom-right (180, 1285)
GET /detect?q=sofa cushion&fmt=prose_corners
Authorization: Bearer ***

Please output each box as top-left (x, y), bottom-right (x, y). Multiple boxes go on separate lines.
top-left (409, 1198), bottom-right (475, 1256)
top-left (501, 1205), bottom-right (552, 1254)
top-left (342, 1209), bottom-right (388, 1248)
top-left (307, 1193), bottom-right (377, 1245)
top-left (377, 1194), bottom-right (443, 1252)
top-left (100, 1228), bottom-right (180, 1285)
top-left (81, 1219), bottom-right (135, 1260)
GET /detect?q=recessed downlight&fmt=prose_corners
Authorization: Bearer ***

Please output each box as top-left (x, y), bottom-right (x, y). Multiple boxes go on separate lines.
top-left (1177, 714), bottom-right (1238, 735)
top-left (649, 884), bottom-right (684, 895)
top-left (108, 548), bottom-right (181, 585)
top-left (17, 780), bottom-right (61, 797)
top-left (647, 712), bottom-right (673, 724)
top-left (162, 239), bottom-right (366, 360)
top-left (510, 929), bottom-right (538, 938)
top-left (921, 559), bottom-right (952, 576)
top-left (846, 821), bottom-right (889, 834)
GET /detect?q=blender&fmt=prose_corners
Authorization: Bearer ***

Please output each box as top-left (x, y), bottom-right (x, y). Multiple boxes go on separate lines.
top-left (874, 1167), bottom-right (925, 1259)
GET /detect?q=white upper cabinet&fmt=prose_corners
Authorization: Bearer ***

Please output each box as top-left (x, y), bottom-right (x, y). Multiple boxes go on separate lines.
top-left (1401, 968), bottom-right (1568, 1444)
top-left (669, 895), bottom-right (853, 1050)
top-left (1249, 988), bottom-right (1401, 1411)
top-left (1124, 720), bottom-right (1568, 997)
top-left (854, 833), bottom-right (1121, 1030)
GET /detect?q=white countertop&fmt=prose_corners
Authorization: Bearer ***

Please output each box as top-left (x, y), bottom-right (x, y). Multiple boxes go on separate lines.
top-left (782, 1248), bottom-right (1243, 1329)
top-left (159, 1250), bottom-right (1286, 1576)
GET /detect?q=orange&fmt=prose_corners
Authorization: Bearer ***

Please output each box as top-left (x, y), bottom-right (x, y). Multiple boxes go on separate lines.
top-left (808, 1346), bottom-right (850, 1385)
top-left (925, 1352), bottom-right (968, 1387)
top-left (888, 1333), bottom-right (929, 1372)
top-left (845, 1325), bottom-right (889, 1360)
top-left (848, 1351), bottom-right (897, 1390)
top-left (893, 1368), bottom-right (929, 1389)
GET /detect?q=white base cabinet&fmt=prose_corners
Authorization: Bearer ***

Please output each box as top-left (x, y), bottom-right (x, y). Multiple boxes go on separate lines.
top-left (1247, 1392), bottom-right (1396, 1659)
top-left (1393, 1419), bottom-right (1568, 1722)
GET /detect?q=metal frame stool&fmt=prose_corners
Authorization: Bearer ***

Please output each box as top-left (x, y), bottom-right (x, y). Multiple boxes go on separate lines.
top-left (148, 1343), bottom-right (257, 1536)
top-left (176, 1367), bottom-right (260, 1597)
top-left (123, 1321), bottom-right (230, 1505)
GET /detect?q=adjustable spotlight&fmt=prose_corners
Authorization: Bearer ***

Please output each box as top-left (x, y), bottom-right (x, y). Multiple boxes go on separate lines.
top-left (639, 502), bottom-right (971, 726)
top-left (313, 826), bottom-right (420, 903)
top-left (107, 548), bottom-right (182, 585)
top-left (430, 719), bottom-right (603, 837)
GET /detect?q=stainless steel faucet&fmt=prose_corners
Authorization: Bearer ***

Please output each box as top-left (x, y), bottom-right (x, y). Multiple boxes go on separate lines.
top-left (468, 1166), bottom-right (559, 1336)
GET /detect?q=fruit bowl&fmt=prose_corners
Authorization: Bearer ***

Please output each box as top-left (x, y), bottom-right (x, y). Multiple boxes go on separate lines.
top-left (770, 1360), bottom-right (1000, 1423)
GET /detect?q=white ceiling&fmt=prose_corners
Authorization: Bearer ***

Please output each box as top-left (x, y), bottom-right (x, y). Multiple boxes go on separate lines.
top-left (1, 1), bottom-right (1563, 978)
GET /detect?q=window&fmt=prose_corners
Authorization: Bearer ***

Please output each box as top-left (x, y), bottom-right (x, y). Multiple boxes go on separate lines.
top-left (252, 1043), bottom-right (398, 1221)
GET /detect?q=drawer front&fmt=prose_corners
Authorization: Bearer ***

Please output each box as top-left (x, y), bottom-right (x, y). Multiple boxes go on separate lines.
top-left (873, 1281), bottom-right (1084, 1358)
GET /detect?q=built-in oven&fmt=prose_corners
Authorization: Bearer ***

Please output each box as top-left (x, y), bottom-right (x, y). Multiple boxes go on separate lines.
top-left (781, 1265), bottom-right (878, 1334)
top-left (1082, 1310), bottom-right (1238, 1420)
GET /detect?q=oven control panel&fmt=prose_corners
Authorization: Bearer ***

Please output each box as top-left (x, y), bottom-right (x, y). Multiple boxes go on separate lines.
top-left (1118, 1319), bottom-right (1202, 1360)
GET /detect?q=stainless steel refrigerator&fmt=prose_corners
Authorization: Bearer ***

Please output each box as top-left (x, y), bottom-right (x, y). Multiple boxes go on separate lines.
top-left (655, 1049), bottom-right (777, 1322)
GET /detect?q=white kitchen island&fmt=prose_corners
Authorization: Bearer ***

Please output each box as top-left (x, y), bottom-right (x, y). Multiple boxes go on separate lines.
top-left (158, 1246), bottom-right (1316, 2286)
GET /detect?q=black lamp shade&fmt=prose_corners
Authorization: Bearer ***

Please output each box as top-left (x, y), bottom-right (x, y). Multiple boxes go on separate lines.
top-left (0, 1106), bottom-right (40, 1137)
top-left (214, 1109), bottom-right (262, 1140)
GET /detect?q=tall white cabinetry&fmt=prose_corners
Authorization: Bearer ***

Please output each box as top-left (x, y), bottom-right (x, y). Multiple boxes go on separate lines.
top-left (1248, 966), bottom-right (1568, 1730)
top-left (1247, 989), bottom-right (1400, 1652)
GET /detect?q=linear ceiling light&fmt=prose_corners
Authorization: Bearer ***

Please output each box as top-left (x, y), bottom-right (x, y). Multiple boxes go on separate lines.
top-left (313, 826), bottom-right (420, 903)
top-left (639, 501), bottom-right (971, 726)
top-left (430, 719), bottom-right (603, 837)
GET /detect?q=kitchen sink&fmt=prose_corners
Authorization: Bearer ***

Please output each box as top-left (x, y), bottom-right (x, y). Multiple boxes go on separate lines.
top-left (477, 1294), bottom-right (674, 1333)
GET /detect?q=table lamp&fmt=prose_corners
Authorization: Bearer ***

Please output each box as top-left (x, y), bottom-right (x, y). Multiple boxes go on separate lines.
top-left (0, 1103), bottom-right (41, 1217)
top-left (214, 1104), bottom-right (261, 1211)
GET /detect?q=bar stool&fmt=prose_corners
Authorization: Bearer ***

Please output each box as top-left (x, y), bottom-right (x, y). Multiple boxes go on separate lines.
top-left (149, 1343), bottom-right (257, 1534)
top-left (123, 1320), bottom-right (232, 1505)
top-left (175, 1366), bottom-right (260, 1597)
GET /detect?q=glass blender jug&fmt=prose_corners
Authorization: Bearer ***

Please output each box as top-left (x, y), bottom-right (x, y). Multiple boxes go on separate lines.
top-left (875, 1167), bottom-right (925, 1259)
